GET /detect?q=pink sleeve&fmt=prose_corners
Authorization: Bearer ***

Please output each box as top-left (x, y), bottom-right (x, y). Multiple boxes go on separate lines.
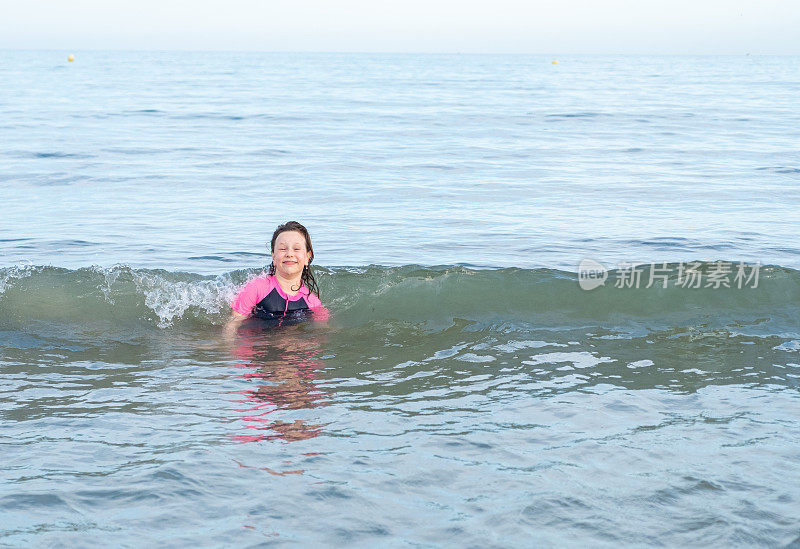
top-left (305, 292), bottom-right (323, 309)
top-left (231, 278), bottom-right (273, 316)
top-left (305, 291), bottom-right (328, 321)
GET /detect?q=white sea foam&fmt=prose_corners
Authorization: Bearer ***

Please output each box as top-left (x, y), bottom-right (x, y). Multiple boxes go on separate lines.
top-left (132, 271), bottom-right (240, 327)
top-left (627, 359), bottom-right (655, 369)
top-left (456, 353), bottom-right (496, 363)
top-left (774, 340), bottom-right (800, 352)
top-left (523, 351), bottom-right (616, 369)
top-left (494, 340), bottom-right (568, 353)
top-left (0, 263), bottom-right (37, 295)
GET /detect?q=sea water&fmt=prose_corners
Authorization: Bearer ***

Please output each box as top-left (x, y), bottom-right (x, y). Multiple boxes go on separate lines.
top-left (1, 52), bottom-right (799, 546)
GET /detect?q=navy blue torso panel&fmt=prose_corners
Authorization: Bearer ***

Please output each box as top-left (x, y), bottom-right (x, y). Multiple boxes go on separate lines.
top-left (252, 288), bottom-right (310, 320)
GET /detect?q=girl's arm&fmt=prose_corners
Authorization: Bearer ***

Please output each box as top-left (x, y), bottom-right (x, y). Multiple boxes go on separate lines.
top-left (225, 277), bottom-right (266, 339)
top-left (223, 311), bottom-right (248, 339)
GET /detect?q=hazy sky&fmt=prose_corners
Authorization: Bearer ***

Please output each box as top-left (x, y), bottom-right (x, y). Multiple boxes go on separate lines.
top-left (2, 0), bottom-right (799, 54)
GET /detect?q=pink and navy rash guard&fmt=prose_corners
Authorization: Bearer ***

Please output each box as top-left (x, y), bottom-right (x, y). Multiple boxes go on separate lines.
top-left (231, 275), bottom-right (323, 319)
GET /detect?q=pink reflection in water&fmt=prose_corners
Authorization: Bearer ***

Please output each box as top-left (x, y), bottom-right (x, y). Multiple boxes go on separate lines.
top-left (229, 321), bottom-right (329, 443)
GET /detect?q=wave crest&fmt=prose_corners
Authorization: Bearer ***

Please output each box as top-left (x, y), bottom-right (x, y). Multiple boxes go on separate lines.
top-left (0, 264), bottom-right (798, 333)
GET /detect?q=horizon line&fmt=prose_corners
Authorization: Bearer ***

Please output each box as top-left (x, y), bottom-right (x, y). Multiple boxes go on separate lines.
top-left (2, 48), bottom-right (796, 56)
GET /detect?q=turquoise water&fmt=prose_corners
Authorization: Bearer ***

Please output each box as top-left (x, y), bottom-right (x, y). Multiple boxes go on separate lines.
top-left (1, 52), bottom-right (800, 546)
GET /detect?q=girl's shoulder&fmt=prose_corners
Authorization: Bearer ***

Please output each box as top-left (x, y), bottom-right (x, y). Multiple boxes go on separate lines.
top-left (231, 275), bottom-right (277, 316)
top-left (237, 275), bottom-right (277, 296)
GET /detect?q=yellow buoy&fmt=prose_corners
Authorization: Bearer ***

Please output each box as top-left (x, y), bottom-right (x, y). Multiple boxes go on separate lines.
top-left (67, 54), bottom-right (75, 62)
top-left (552, 60), bottom-right (558, 65)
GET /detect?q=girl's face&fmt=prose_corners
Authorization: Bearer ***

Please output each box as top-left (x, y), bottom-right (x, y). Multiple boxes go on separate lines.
top-left (272, 230), bottom-right (311, 279)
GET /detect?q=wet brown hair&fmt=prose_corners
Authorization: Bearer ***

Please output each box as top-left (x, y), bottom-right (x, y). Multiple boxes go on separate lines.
top-left (268, 221), bottom-right (320, 297)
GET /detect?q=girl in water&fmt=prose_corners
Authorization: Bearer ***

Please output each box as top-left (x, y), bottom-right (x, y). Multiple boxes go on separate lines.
top-left (224, 221), bottom-right (323, 335)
